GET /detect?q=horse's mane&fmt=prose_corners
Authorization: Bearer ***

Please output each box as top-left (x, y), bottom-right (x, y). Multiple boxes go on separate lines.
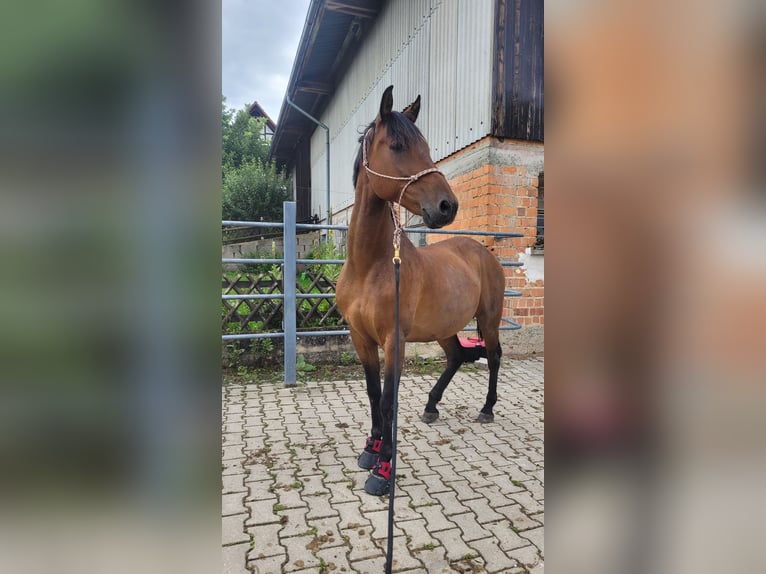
top-left (352, 111), bottom-right (426, 187)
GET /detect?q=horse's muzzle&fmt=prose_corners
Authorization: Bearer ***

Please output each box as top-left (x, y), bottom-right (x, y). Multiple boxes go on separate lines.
top-left (422, 197), bottom-right (458, 228)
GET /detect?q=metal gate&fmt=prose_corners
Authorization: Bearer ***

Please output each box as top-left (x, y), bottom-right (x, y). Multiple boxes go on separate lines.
top-left (223, 202), bottom-right (523, 385)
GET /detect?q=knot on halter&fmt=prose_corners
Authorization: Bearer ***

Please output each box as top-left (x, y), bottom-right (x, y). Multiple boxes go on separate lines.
top-left (362, 128), bottom-right (444, 256)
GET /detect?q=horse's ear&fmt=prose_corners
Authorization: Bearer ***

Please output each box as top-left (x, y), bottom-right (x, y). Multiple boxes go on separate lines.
top-left (402, 95), bottom-right (421, 123)
top-left (379, 85), bottom-right (394, 121)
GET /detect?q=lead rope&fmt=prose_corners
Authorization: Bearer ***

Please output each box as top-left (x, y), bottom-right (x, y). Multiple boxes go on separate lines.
top-left (385, 251), bottom-right (400, 574)
top-left (362, 127), bottom-right (442, 574)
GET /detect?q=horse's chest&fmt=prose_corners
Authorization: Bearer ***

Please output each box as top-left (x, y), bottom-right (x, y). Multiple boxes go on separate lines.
top-left (337, 274), bottom-right (395, 332)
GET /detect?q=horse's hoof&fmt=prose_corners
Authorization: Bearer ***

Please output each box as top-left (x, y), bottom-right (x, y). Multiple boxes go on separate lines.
top-left (475, 412), bottom-right (494, 423)
top-left (421, 411), bottom-right (439, 424)
top-left (357, 450), bottom-right (378, 470)
top-left (364, 472), bottom-right (390, 496)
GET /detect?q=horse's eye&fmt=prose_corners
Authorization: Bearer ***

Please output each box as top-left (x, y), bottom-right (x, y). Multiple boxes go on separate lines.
top-left (389, 142), bottom-right (404, 152)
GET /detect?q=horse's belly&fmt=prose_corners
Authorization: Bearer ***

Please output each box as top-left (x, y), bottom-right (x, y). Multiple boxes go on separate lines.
top-left (406, 307), bottom-right (475, 342)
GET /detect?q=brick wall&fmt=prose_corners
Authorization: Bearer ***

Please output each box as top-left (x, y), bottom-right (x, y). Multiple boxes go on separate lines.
top-left (434, 137), bottom-right (544, 334)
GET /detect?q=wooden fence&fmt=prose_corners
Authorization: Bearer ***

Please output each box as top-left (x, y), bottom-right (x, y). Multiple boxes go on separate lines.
top-left (222, 271), bottom-right (345, 333)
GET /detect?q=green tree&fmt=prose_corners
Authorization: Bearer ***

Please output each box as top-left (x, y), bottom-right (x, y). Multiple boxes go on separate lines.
top-left (222, 159), bottom-right (289, 222)
top-left (222, 97), bottom-right (290, 223)
top-left (222, 97), bottom-right (270, 176)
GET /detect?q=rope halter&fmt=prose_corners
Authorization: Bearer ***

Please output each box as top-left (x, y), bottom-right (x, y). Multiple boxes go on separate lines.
top-left (362, 127), bottom-right (444, 262)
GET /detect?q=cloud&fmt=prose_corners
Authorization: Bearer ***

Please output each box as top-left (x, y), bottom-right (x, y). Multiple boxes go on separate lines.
top-left (222, 0), bottom-right (311, 121)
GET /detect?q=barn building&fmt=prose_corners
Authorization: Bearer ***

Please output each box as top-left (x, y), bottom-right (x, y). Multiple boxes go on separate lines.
top-left (269, 0), bottom-right (544, 352)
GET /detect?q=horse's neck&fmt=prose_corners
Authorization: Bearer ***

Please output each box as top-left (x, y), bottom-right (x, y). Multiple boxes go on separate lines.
top-left (347, 181), bottom-right (396, 270)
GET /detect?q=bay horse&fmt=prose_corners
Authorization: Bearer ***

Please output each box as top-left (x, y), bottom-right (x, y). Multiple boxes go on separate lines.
top-left (336, 86), bottom-right (505, 495)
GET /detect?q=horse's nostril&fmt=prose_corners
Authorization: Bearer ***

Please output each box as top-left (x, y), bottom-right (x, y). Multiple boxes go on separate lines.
top-left (439, 200), bottom-right (452, 215)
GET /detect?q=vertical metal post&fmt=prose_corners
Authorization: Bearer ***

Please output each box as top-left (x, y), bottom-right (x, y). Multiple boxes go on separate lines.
top-left (283, 201), bottom-right (297, 386)
top-left (285, 95), bottom-right (331, 229)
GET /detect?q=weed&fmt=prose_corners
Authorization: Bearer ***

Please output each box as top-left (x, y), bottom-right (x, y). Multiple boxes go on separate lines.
top-left (273, 504), bottom-right (285, 513)
top-left (296, 354), bottom-right (316, 372)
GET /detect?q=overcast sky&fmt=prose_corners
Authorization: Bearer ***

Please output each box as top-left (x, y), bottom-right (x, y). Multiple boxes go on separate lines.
top-left (222, 0), bottom-right (312, 122)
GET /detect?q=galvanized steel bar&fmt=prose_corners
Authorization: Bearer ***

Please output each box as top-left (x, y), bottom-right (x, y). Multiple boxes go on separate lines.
top-left (296, 293), bottom-right (336, 299)
top-left (296, 329), bottom-right (351, 337)
top-left (296, 258), bottom-right (346, 265)
top-left (283, 202), bottom-right (297, 386)
top-left (296, 223), bottom-right (350, 232)
top-left (403, 227), bottom-right (523, 238)
top-left (222, 293), bottom-right (285, 300)
top-left (222, 332), bottom-right (285, 341)
top-left (222, 258), bottom-right (282, 265)
top-left (222, 220), bottom-right (285, 228)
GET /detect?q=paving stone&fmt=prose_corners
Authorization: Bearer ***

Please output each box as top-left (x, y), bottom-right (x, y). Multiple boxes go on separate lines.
top-left (245, 500), bottom-right (281, 526)
top-left (223, 432), bottom-right (244, 446)
top-left (335, 500), bottom-right (371, 530)
top-left (468, 537), bottom-right (518, 573)
top-left (430, 527), bottom-right (476, 562)
top-left (370, 535), bottom-right (423, 571)
top-left (306, 515), bottom-right (344, 548)
top-left (364, 509), bottom-right (405, 540)
top-left (449, 512), bottom-right (491, 542)
top-left (320, 464), bottom-right (348, 484)
top-left (222, 492), bottom-right (247, 517)
top-left (509, 544), bottom-right (543, 569)
top-left (344, 525), bottom-right (382, 562)
top-left (431, 490), bottom-right (468, 516)
top-left (447, 479), bottom-right (484, 502)
top-left (300, 474), bottom-right (330, 496)
top-left (399, 483), bottom-right (438, 507)
top-left (508, 491), bottom-right (544, 515)
top-left (315, 544), bottom-right (353, 573)
top-left (398, 518), bottom-right (436, 551)
top-left (305, 493), bottom-right (339, 520)
top-left (248, 552), bottom-right (287, 574)
top-left (278, 507), bottom-right (310, 537)
top-left (414, 546), bottom-right (452, 573)
top-left (282, 534), bottom-right (320, 572)
top-left (519, 525), bottom-right (544, 554)
top-left (493, 503), bottom-right (542, 531)
top-left (486, 521), bottom-right (530, 551)
top-left (248, 522), bottom-right (283, 559)
top-left (416, 504), bottom-right (456, 533)
top-left (222, 473), bottom-right (247, 495)
top-left (327, 480), bottom-right (359, 505)
top-left (276, 484), bottom-right (309, 509)
top-left (222, 458), bottom-right (245, 476)
top-left (245, 479), bottom-right (277, 502)
top-left (222, 542), bottom-right (250, 574)
top-left (465, 495), bottom-right (505, 524)
top-left (222, 513), bottom-right (250, 546)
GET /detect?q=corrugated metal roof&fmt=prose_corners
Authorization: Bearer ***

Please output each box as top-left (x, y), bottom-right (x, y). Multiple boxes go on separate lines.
top-left (268, 0), bottom-right (383, 169)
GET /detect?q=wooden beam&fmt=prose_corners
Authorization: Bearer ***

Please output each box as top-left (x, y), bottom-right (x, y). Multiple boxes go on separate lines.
top-left (325, 0), bottom-right (378, 19)
top-left (295, 79), bottom-right (332, 95)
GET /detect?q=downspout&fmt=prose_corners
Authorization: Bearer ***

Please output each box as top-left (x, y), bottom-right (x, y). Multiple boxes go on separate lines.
top-left (285, 95), bottom-right (332, 227)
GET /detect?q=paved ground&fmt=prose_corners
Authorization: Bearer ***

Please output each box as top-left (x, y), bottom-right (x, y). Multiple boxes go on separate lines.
top-left (222, 357), bottom-right (544, 573)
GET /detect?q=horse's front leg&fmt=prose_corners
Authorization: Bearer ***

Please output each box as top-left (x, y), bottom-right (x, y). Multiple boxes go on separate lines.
top-left (364, 333), bottom-right (405, 495)
top-left (351, 332), bottom-right (383, 470)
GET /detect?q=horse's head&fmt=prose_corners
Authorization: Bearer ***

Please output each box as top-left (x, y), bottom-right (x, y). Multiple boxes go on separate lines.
top-left (356, 85), bottom-right (458, 228)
